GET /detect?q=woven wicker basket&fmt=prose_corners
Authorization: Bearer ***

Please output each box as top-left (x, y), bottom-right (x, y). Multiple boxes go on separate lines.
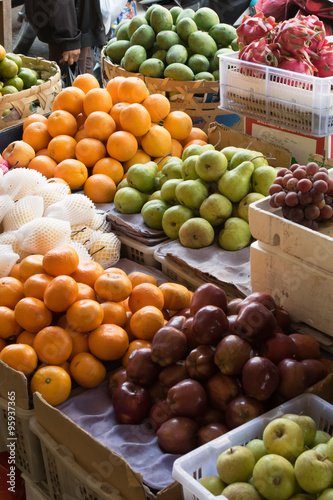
top-left (0, 55), bottom-right (61, 130)
top-left (101, 46), bottom-right (220, 131)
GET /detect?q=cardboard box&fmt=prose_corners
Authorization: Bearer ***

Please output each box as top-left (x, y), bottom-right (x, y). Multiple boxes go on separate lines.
top-left (244, 117), bottom-right (333, 166)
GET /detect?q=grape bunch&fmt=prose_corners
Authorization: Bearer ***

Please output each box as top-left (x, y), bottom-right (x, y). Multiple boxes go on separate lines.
top-left (268, 162), bottom-right (333, 230)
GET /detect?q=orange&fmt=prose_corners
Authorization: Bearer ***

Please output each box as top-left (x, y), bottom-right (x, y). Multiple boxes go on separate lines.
top-left (121, 339), bottom-right (152, 367)
top-left (184, 139), bottom-right (207, 149)
top-left (0, 276), bottom-right (24, 308)
top-left (0, 338), bottom-right (6, 352)
top-left (154, 155), bottom-right (172, 170)
top-left (106, 76), bottom-right (126, 104)
top-left (0, 306), bottom-right (22, 339)
top-left (47, 109), bottom-right (78, 137)
top-left (47, 135), bottom-right (77, 163)
top-left (54, 159), bottom-right (88, 190)
top-left (142, 94), bottom-right (170, 123)
top-left (14, 297), bottom-right (52, 333)
top-left (84, 111), bottom-right (116, 142)
top-left (158, 282), bottom-right (192, 311)
top-left (106, 131), bottom-right (138, 162)
top-left (84, 173), bottom-right (116, 203)
top-left (127, 271), bottom-right (158, 288)
top-left (74, 127), bottom-right (89, 142)
top-left (122, 149), bottom-right (151, 172)
top-left (75, 137), bottom-right (106, 168)
top-left (72, 73), bottom-right (100, 94)
top-left (33, 326), bottom-right (73, 365)
top-left (27, 155), bottom-right (57, 179)
top-left (30, 365), bottom-right (72, 406)
top-left (127, 282), bottom-right (164, 313)
top-left (19, 254), bottom-right (44, 281)
top-left (92, 157), bottom-right (124, 185)
top-left (43, 246), bottom-right (79, 277)
top-left (109, 101), bottom-right (131, 128)
top-left (100, 301), bottom-right (126, 327)
top-left (43, 275), bottom-right (79, 312)
top-left (76, 282), bottom-right (96, 301)
top-left (83, 88), bottom-right (112, 116)
top-left (16, 330), bottom-right (36, 346)
top-left (129, 305), bottom-right (165, 340)
top-left (22, 122), bottom-right (52, 152)
top-left (8, 263), bottom-right (23, 282)
top-left (70, 260), bottom-right (104, 288)
top-left (0, 343), bottom-right (38, 375)
top-left (163, 111), bottom-right (193, 141)
top-left (35, 148), bottom-right (49, 156)
top-left (67, 329), bottom-right (90, 360)
top-left (88, 323), bottom-right (129, 361)
top-left (169, 138), bottom-right (183, 159)
top-left (117, 77), bottom-right (149, 104)
top-left (119, 103), bottom-right (151, 137)
top-left (66, 299), bottom-right (104, 333)
top-left (23, 273), bottom-right (54, 300)
top-left (141, 125), bottom-right (172, 158)
top-left (52, 86), bottom-right (85, 117)
top-left (70, 352), bottom-right (106, 388)
top-left (23, 113), bottom-right (48, 132)
top-left (94, 272), bottom-right (132, 302)
top-left (181, 127), bottom-right (208, 146)
top-left (104, 267), bottom-right (127, 276)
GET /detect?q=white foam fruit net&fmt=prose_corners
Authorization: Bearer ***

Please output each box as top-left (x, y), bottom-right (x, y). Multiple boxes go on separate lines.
top-left (3, 195), bottom-right (44, 232)
top-left (0, 230), bottom-right (29, 259)
top-left (15, 217), bottom-right (71, 254)
top-left (1, 168), bottom-right (48, 200)
top-left (0, 244), bottom-right (20, 278)
top-left (44, 193), bottom-right (97, 225)
top-left (89, 232), bottom-right (121, 269)
top-left (68, 240), bottom-right (92, 261)
top-left (35, 182), bottom-right (70, 210)
top-left (71, 224), bottom-right (97, 249)
top-left (87, 211), bottom-right (111, 232)
top-left (0, 195), bottom-right (15, 224)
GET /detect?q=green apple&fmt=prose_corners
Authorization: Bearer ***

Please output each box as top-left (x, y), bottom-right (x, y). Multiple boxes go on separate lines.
top-left (160, 178), bottom-right (183, 205)
top-left (313, 431), bottom-right (332, 447)
top-left (161, 204), bottom-right (193, 239)
top-left (222, 482), bottom-right (262, 499)
top-left (253, 454), bottom-right (296, 500)
top-left (182, 144), bottom-right (205, 161)
top-left (294, 450), bottom-right (333, 494)
top-left (175, 179), bottom-right (208, 210)
top-left (113, 187), bottom-right (149, 214)
top-left (263, 417), bottom-right (304, 461)
top-left (182, 155), bottom-right (200, 180)
top-left (216, 445), bottom-right (255, 484)
top-left (327, 437), bottom-right (333, 462)
top-left (288, 494), bottom-right (316, 499)
top-left (313, 443), bottom-right (328, 456)
top-left (195, 150), bottom-right (228, 182)
top-left (198, 475), bottom-right (225, 495)
top-left (199, 193), bottom-right (233, 226)
top-left (318, 488), bottom-right (333, 500)
top-left (179, 217), bottom-right (215, 248)
top-left (218, 217), bottom-right (251, 251)
top-left (246, 439), bottom-right (267, 463)
top-left (252, 165), bottom-right (277, 197)
top-left (282, 414), bottom-right (317, 448)
top-left (141, 200), bottom-right (170, 230)
top-left (238, 192), bottom-right (265, 222)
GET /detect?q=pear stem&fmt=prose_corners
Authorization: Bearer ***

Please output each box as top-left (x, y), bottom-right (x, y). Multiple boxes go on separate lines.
top-left (90, 246), bottom-right (105, 257)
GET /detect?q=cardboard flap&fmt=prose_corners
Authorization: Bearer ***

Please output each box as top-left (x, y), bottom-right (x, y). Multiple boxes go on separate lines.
top-left (0, 361), bottom-right (30, 410)
top-left (33, 393), bottom-right (149, 500)
top-left (208, 122), bottom-right (292, 168)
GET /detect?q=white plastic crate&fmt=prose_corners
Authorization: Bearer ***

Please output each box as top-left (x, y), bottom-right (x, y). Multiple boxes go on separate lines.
top-left (218, 51), bottom-right (333, 137)
top-left (22, 474), bottom-right (49, 500)
top-left (0, 397), bottom-right (45, 482)
top-left (172, 393), bottom-right (333, 500)
top-left (118, 234), bottom-right (167, 269)
top-left (29, 416), bottom-right (126, 500)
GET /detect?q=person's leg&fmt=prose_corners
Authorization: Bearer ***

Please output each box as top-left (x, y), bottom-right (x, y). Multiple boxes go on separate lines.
top-left (78, 46), bottom-right (94, 74)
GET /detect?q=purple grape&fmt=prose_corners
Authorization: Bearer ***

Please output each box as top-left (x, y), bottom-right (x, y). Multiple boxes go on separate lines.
top-left (273, 177), bottom-right (284, 187)
top-left (289, 207), bottom-right (304, 223)
top-left (275, 191), bottom-right (287, 207)
top-left (282, 174), bottom-right (294, 187)
top-left (310, 188), bottom-right (324, 203)
top-left (313, 179), bottom-right (328, 194)
top-left (306, 162), bottom-right (320, 176)
top-left (319, 167), bottom-right (329, 173)
top-left (269, 195), bottom-right (278, 208)
top-left (298, 191), bottom-right (313, 206)
top-left (313, 172), bottom-right (329, 183)
top-left (293, 168), bottom-right (307, 180)
top-left (286, 178), bottom-right (298, 191)
top-left (282, 205), bottom-right (291, 219)
top-left (304, 204), bottom-right (320, 220)
top-left (320, 204), bottom-right (333, 219)
top-left (290, 163), bottom-right (300, 172)
top-left (297, 178), bottom-right (312, 193)
top-left (276, 168), bottom-right (290, 177)
top-left (285, 191), bottom-right (299, 207)
top-left (269, 184), bottom-right (283, 195)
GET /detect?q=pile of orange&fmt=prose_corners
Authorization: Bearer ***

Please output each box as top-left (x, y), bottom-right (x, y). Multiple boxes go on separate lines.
top-left (0, 247), bottom-right (192, 407)
top-left (20, 74), bottom-right (209, 204)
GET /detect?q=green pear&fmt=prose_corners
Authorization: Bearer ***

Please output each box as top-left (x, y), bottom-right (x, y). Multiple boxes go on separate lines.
top-left (218, 161), bottom-right (254, 203)
top-left (116, 177), bottom-right (129, 190)
top-left (179, 217), bottom-right (214, 248)
top-left (195, 150), bottom-right (228, 182)
top-left (126, 162), bottom-right (158, 193)
top-left (160, 178), bottom-right (183, 205)
top-left (141, 199), bottom-right (170, 230)
top-left (220, 146), bottom-right (243, 162)
top-left (161, 159), bottom-right (184, 182)
top-left (199, 193), bottom-right (232, 226)
top-left (182, 144), bottom-right (205, 161)
top-left (229, 149), bottom-right (268, 170)
top-left (201, 144), bottom-right (215, 152)
top-left (161, 204), bottom-right (193, 239)
top-left (114, 187), bottom-right (149, 214)
top-left (149, 190), bottom-right (162, 201)
top-left (218, 217), bottom-right (251, 251)
top-left (182, 155), bottom-right (200, 180)
top-left (198, 475), bottom-right (225, 496)
top-left (252, 165), bottom-right (277, 197)
top-left (318, 489), bottom-right (333, 500)
top-left (238, 192), bottom-right (265, 222)
top-left (175, 179), bottom-right (209, 210)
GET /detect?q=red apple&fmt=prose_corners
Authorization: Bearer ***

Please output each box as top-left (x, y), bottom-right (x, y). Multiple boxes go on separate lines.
top-left (107, 367), bottom-right (127, 397)
top-left (185, 345), bottom-right (218, 380)
top-left (225, 395), bottom-right (266, 430)
top-left (112, 381), bottom-right (152, 424)
top-left (197, 423), bottom-right (229, 446)
top-left (239, 292), bottom-right (277, 316)
top-left (157, 417), bottom-right (199, 454)
top-left (301, 359), bottom-right (327, 387)
top-left (190, 283), bottom-right (228, 316)
top-left (148, 380), bottom-right (166, 403)
top-left (181, 316), bottom-right (201, 350)
top-left (233, 302), bottom-right (277, 344)
top-left (191, 305), bottom-right (229, 345)
top-left (196, 408), bottom-right (226, 426)
top-left (214, 334), bottom-right (252, 375)
top-left (165, 314), bottom-right (187, 330)
top-left (227, 314), bottom-right (238, 334)
top-left (166, 379), bottom-right (207, 418)
top-left (149, 399), bottom-right (173, 431)
top-left (151, 326), bottom-right (188, 367)
top-left (257, 332), bottom-right (298, 365)
top-left (241, 356), bottom-right (280, 401)
top-left (227, 298), bottom-right (244, 316)
top-left (289, 333), bottom-right (321, 360)
top-left (205, 372), bottom-right (242, 412)
top-left (159, 362), bottom-right (189, 391)
top-left (276, 358), bottom-right (309, 400)
top-left (126, 347), bottom-right (161, 386)
top-left (320, 357), bottom-right (333, 374)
